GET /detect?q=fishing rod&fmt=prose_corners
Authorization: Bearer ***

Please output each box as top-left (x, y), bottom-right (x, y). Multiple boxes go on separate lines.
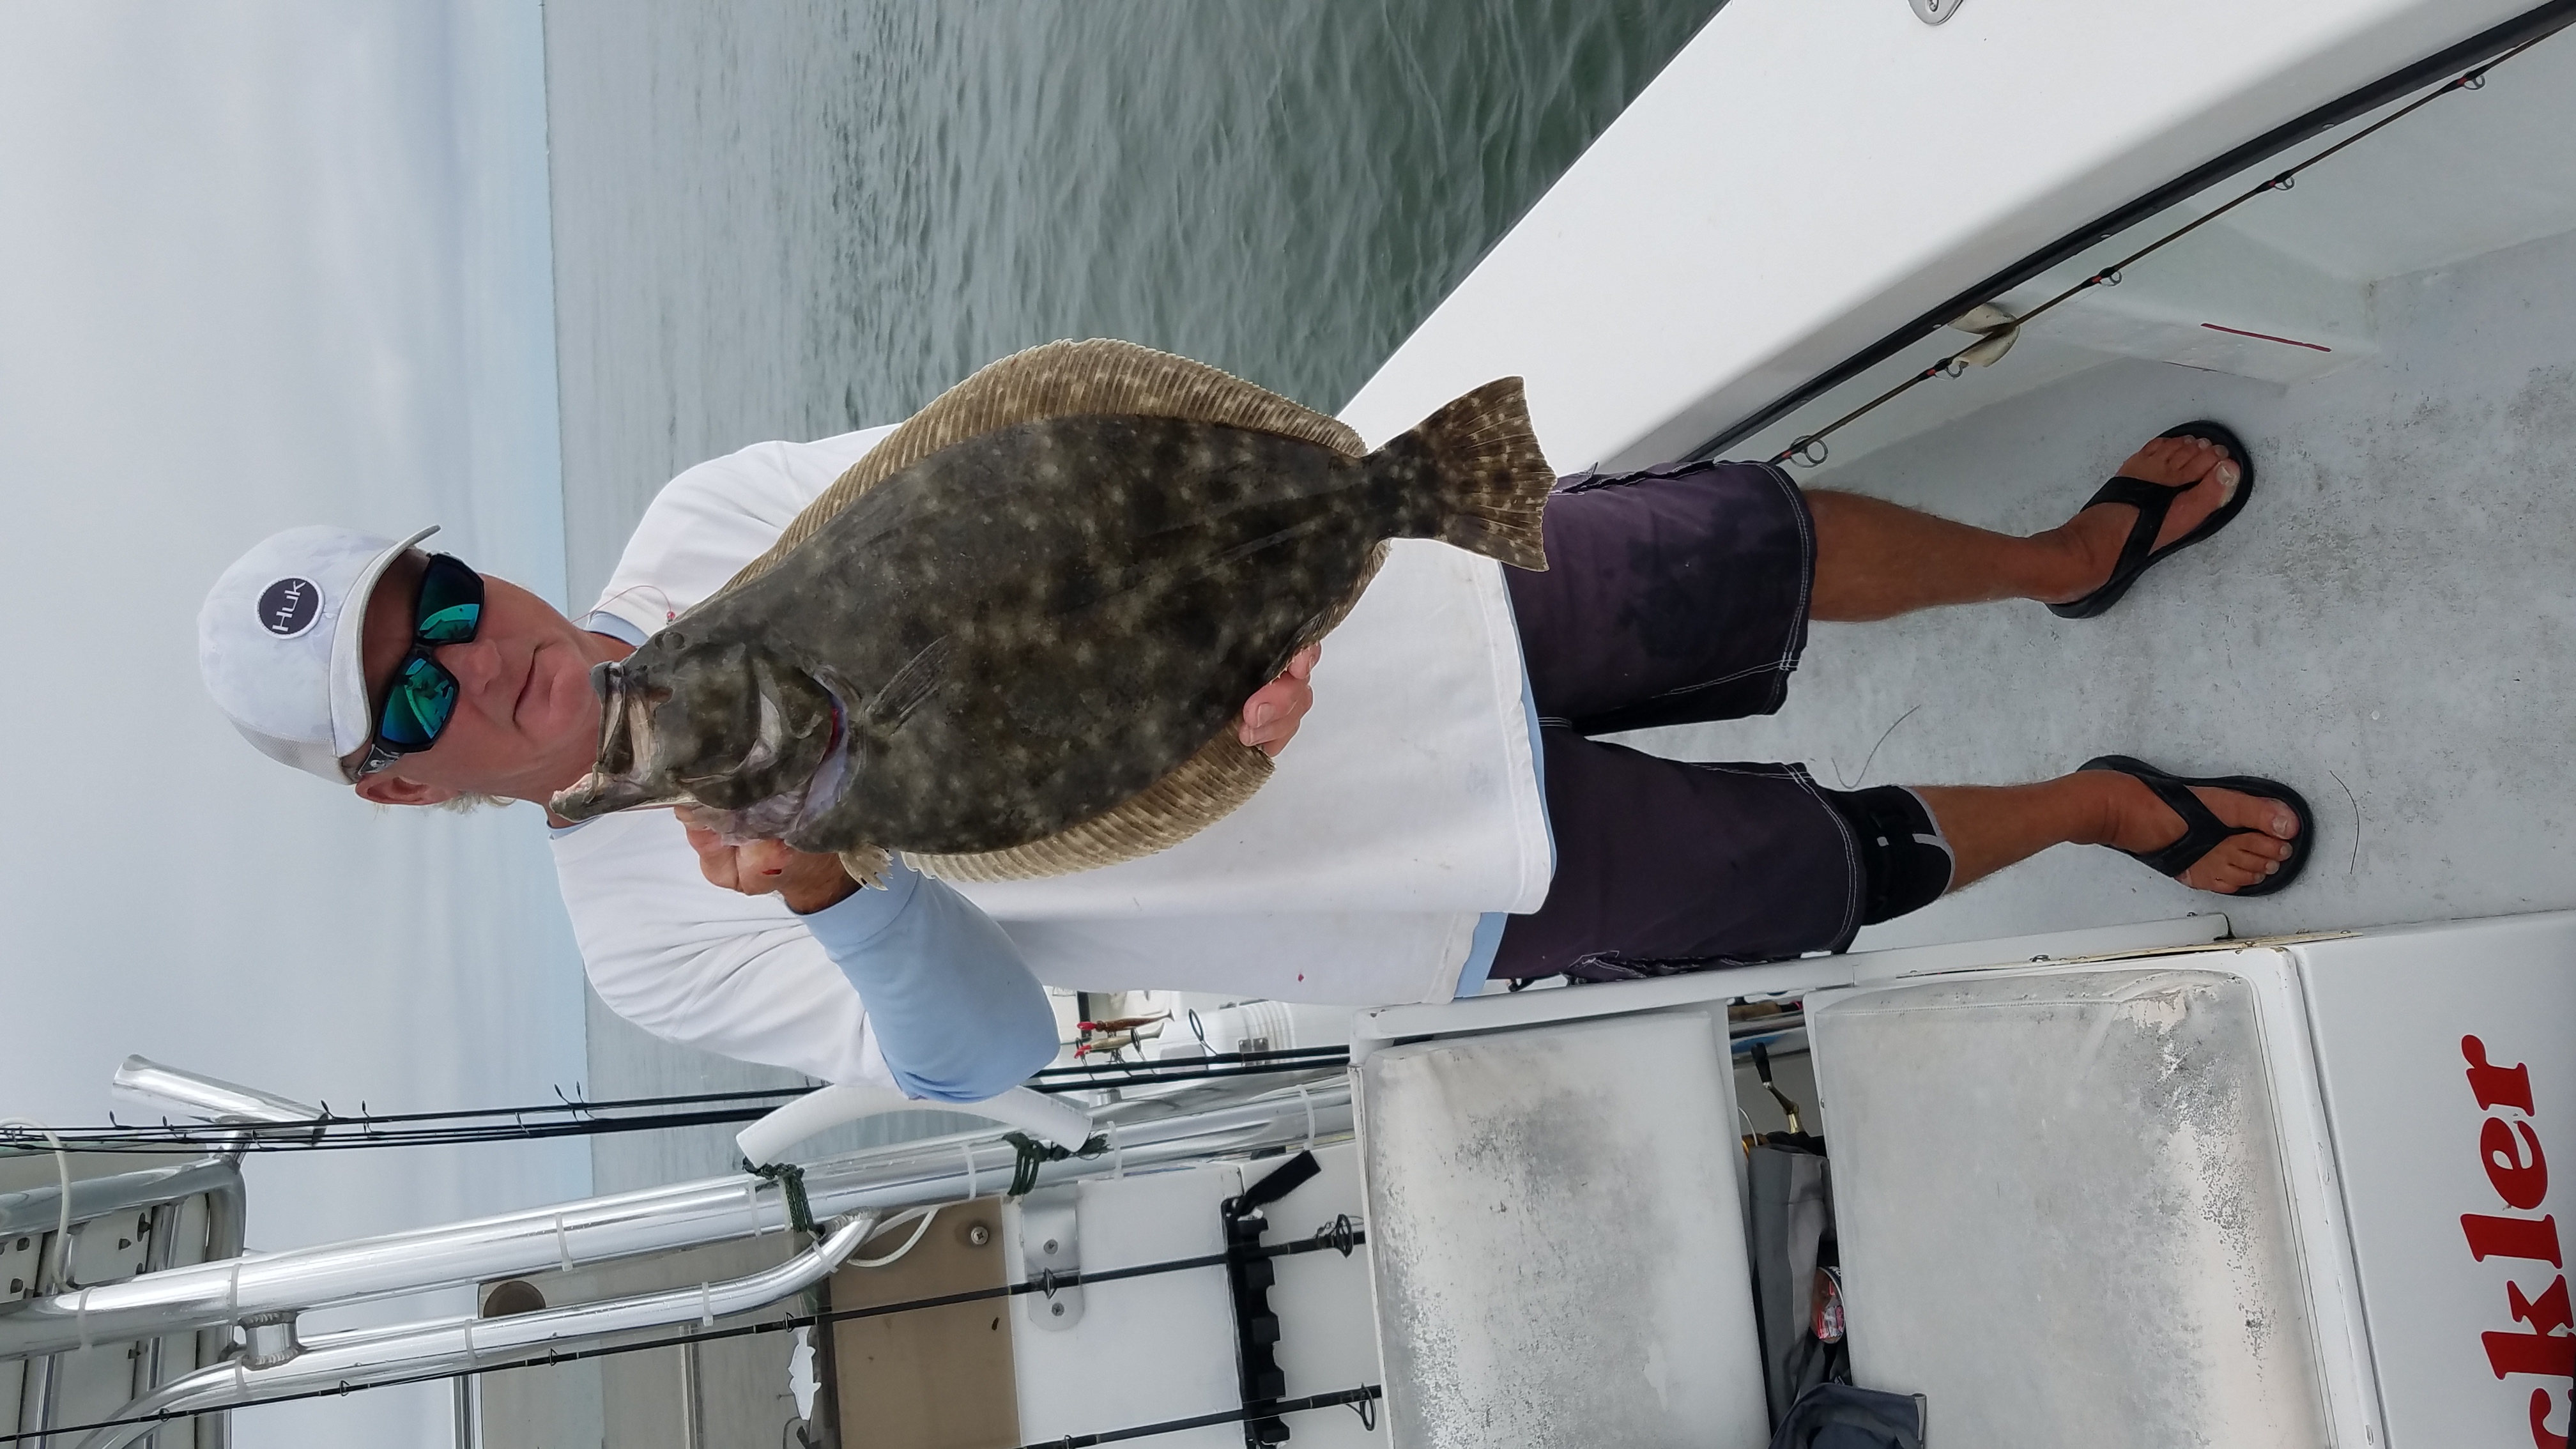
top-left (0, 1050), bottom-right (1353, 1156)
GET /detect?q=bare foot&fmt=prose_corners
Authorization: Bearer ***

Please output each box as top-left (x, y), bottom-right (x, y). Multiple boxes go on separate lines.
top-left (2091, 770), bottom-right (2298, 894)
top-left (2037, 434), bottom-right (2242, 605)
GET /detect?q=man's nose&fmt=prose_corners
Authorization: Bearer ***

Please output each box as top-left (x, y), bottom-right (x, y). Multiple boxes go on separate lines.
top-left (432, 637), bottom-right (503, 695)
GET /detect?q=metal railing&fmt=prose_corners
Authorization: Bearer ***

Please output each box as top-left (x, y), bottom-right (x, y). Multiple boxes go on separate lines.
top-left (2, 1077), bottom-right (1348, 1363)
top-left (4, 1152), bottom-right (246, 1449)
top-left (75, 1213), bottom-right (882, 1449)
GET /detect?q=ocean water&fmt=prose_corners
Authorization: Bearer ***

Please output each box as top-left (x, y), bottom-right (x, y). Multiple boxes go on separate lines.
top-left (539, 0), bottom-right (1726, 1195)
top-left (542, 0), bottom-right (1726, 603)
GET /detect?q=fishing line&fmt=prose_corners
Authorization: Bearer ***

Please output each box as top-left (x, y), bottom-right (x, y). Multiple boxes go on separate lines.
top-left (1765, 33), bottom-right (2556, 468)
top-left (0, 1222), bottom-right (1370, 1447)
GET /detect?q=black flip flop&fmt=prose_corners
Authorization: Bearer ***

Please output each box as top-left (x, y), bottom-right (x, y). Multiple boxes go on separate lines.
top-left (2082, 754), bottom-right (2313, 898)
top-left (2048, 420), bottom-right (2257, 620)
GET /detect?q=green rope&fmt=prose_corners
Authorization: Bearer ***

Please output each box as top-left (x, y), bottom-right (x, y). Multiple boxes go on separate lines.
top-left (1003, 1131), bottom-right (1109, 1197)
top-left (744, 1159), bottom-right (818, 1237)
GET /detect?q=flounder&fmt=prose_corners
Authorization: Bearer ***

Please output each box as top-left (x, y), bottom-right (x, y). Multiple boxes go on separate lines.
top-left (549, 339), bottom-right (1553, 885)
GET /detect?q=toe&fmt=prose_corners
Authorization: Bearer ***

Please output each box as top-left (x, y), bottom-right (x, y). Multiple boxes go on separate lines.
top-left (2130, 437), bottom-right (2193, 477)
top-left (2182, 835), bottom-right (2280, 893)
top-left (2115, 434), bottom-right (2232, 491)
top-left (2145, 455), bottom-right (2237, 551)
top-left (2057, 434), bottom-right (2248, 602)
top-left (2193, 784), bottom-right (2299, 839)
top-left (2182, 785), bottom-right (2301, 891)
top-left (2097, 772), bottom-right (2303, 893)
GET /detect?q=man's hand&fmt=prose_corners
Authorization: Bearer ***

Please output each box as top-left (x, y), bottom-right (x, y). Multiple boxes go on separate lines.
top-left (1238, 644), bottom-right (1321, 756)
top-left (678, 809), bottom-right (859, 914)
top-left (679, 644), bottom-right (1318, 901)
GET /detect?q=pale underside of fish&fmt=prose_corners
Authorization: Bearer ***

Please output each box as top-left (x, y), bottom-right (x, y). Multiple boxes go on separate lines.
top-left (549, 338), bottom-right (1554, 885)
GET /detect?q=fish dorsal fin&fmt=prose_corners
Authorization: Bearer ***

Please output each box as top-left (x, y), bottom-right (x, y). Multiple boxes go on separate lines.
top-left (715, 339), bottom-right (1365, 597)
top-left (905, 728), bottom-right (1273, 883)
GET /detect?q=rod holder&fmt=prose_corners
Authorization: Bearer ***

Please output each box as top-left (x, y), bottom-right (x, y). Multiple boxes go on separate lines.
top-left (110, 1057), bottom-right (322, 1131)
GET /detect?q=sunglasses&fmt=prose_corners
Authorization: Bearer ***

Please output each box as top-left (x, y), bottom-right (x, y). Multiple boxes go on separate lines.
top-left (354, 553), bottom-right (484, 778)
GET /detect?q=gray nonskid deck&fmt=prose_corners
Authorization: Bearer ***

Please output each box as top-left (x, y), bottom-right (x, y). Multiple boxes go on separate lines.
top-left (1647, 220), bottom-right (2576, 951)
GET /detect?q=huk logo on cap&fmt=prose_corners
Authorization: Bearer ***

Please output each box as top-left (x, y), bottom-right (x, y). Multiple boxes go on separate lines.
top-left (257, 578), bottom-right (322, 638)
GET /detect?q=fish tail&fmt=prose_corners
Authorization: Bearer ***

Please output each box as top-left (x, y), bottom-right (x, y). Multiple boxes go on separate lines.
top-left (1367, 377), bottom-right (1552, 571)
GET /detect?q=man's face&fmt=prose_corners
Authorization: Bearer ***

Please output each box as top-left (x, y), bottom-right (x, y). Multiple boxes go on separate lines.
top-left (351, 551), bottom-right (627, 808)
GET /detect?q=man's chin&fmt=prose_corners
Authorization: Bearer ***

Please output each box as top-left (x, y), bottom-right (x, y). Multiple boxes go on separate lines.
top-left (528, 655), bottom-right (603, 759)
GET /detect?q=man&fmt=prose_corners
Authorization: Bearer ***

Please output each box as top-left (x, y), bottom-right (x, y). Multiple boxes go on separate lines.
top-left (198, 421), bottom-right (2302, 1101)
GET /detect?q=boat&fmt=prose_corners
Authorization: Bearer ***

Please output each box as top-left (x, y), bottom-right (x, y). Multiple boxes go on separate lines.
top-left (8, 0), bottom-right (2575, 1443)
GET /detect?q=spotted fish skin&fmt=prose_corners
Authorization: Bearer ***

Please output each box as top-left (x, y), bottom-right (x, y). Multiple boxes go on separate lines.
top-left (673, 413), bottom-right (1427, 855)
top-left (551, 362), bottom-right (1553, 873)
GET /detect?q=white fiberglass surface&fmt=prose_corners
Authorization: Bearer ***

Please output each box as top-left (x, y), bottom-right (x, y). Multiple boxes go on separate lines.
top-left (1009, 1148), bottom-right (1389, 1449)
top-left (2294, 916), bottom-right (2576, 1449)
top-left (1728, 24), bottom-right (2576, 473)
top-left (1011, 1164), bottom-right (1241, 1449)
top-left (1813, 967), bottom-right (2332, 1447)
top-left (1358, 1013), bottom-right (1768, 1449)
top-left (1340, 0), bottom-right (2545, 468)
top-left (2204, 31), bottom-right (2576, 288)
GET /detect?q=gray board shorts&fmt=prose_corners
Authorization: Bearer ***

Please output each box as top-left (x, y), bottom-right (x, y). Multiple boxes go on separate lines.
top-left (1491, 459), bottom-right (1865, 982)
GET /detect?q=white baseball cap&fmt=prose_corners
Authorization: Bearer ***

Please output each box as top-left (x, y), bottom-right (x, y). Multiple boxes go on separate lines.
top-left (199, 524), bottom-right (441, 783)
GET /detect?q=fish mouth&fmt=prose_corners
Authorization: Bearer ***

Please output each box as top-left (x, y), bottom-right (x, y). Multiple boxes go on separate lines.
top-left (548, 658), bottom-right (690, 821)
top-left (551, 768), bottom-right (695, 825)
top-left (550, 769), bottom-right (695, 821)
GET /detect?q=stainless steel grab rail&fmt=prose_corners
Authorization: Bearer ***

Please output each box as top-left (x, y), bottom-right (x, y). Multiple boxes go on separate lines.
top-left (3, 1148), bottom-right (249, 1448)
top-left (76, 1213), bottom-right (882, 1449)
top-left (0, 1078), bottom-right (1349, 1361)
top-left (0, 1156), bottom-right (243, 1241)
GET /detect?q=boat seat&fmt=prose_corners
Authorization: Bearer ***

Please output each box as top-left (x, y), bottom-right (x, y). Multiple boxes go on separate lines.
top-left (1357, 1013), bottom-right (1771, 1449)
top-left (1812, 969), bottom-right (2331, 1448)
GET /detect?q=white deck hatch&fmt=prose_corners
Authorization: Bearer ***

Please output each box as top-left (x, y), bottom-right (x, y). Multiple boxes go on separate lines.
top-left (1813, 968), bottom-right (2332, 1446)
top-left (1358, 1013), bottom-right (1769, 1449)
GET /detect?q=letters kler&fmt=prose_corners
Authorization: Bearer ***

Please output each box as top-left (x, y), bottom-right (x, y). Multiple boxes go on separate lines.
top-left (2461, 1034), bottom-right (2572, 1449)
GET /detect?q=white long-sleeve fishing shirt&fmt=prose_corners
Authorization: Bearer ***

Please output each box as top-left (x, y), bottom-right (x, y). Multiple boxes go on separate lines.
top-left (549, 426), bottom-right (1552, 1098)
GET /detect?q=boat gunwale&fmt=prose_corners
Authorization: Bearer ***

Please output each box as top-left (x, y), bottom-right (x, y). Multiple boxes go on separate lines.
top-left (1683, 0), bottom-right (2576, 464)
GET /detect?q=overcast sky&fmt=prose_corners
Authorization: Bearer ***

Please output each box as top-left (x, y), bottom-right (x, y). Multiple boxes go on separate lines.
top-left (0, 4), bottom-right (586, 1443)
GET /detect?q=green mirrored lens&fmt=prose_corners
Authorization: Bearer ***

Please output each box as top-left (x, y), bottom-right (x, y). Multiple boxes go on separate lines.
top-left (368, 555), bottom-right (480, 758)
top-left (414, 555), bottom-right (483, 645)
top-left (417, 603), bottom-right (479, 643)
top-left (378, 656), bottom-right (459, 747)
